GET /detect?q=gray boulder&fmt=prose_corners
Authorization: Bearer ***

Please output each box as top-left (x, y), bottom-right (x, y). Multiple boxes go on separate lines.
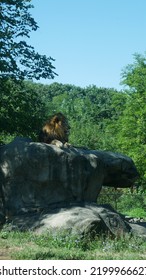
top-left (7, 203), bottom-right (131, 236)
top-left (4, 203), bottom-right (146, 239)
top-left (0, 137), bottom-right (104, 215)
top-left (0, 137), bottom-right (140, 237)
top-left (0, 137), bottom-right (138, 215)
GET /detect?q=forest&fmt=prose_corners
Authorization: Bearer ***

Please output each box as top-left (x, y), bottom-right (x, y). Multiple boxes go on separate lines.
top-left (1, 0), bottom-right (146, 215)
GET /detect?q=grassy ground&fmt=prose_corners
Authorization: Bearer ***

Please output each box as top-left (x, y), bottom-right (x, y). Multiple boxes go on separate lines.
top-left (0, 229), bottom-right (146, 260)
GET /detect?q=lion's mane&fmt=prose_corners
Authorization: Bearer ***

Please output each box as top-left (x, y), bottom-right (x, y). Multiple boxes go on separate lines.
top-left (38, 112), bottom-right (70, 145)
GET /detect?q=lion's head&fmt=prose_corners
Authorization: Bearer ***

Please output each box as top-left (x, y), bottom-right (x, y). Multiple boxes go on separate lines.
top-left (38, 112), bottom-right (70, 144)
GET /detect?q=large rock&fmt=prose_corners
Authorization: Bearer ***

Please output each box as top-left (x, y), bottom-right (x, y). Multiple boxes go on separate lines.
top-left (4, 203), bottom-right (146, 239)
top-left (93, 150), bottom-right (139, 188)
top-left (0, 137), bottom-right (138, 218)
top-left (6, 203), bottom-right (131, 236)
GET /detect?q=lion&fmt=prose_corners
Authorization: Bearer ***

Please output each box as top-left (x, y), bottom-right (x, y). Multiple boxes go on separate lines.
top-left (38, 112), bottom-right (71, 148)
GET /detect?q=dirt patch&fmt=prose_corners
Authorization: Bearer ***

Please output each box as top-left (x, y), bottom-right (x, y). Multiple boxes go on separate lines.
top-left (0, 246), bottom-right (23, 260)
top-left (0, 248), bottom-right (12, 260)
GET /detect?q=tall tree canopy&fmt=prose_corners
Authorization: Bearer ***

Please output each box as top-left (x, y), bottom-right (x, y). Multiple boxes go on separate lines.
top-left (112, 53), bottom-right (146, 186)
top-left (0, 0), bottom-right (57, 80)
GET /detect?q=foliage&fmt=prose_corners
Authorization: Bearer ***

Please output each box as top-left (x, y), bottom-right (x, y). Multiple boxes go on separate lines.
top-left (121, 53), bottom-right (146, 93)
top-left (125, 208), bottom-right (146, 218)
top-left (98, 188), bottom-right (146, 217)
top-left (111, 53), bottom-right (146, 187)
top-left (0, 79), bottom-right (48, 141)
top-left (0, 0), bottom-right (57, 80)
top-left (117, 191), bottom-right (146, 215)
top-left (41, 83), bottom-right (126, 149)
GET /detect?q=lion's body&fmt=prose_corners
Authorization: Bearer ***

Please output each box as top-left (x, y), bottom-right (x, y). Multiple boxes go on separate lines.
top-left (38, 112), bottom-right (70, 147)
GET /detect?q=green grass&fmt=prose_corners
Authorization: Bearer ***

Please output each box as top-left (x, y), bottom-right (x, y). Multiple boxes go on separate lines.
top-left (124, 208), bottom-right (146, 218)
top-left (0, 229), bottom-right (146, 260)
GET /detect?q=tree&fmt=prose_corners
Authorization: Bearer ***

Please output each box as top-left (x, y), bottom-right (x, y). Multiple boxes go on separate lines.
top-left (0, 79), bottom-right (48, 142)
top-left (121, 53), bottom-right (146, 94)
top-left (0, 0), bottom-right (57, 80)
top-left (41, 83), bottom-right (126, 149)
top-left (113, 53), bottom-right (146, 188)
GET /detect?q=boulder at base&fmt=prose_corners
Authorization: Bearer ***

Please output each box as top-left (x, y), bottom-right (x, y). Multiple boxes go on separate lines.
top-left (4, 203), bottom-right (146, 239)
top-left (7, 203), bottom-right (131, 236)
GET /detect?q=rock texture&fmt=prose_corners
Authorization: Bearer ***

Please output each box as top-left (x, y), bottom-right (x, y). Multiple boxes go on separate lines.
top-left (6, 203), bottom-right (131, 236)
top-left (0, 137), bottom-right (140, 237)
top-left (3, 204), bottom-right (146, 239)
top-left (0, 137), bottom-right (104, 214)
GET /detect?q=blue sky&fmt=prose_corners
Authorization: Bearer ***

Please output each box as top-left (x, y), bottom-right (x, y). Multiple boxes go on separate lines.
top-left (30, 0), bottom-right (146, 90)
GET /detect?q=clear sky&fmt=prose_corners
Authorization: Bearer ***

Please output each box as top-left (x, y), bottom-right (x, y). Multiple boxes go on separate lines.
top-left (29, 0), bottom-right (146, 90)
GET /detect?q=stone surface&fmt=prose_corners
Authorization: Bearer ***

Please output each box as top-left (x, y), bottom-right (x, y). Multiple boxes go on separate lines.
top-left (4, 203), bottom-right (131, 236)
top-left (129, 222), bottom-right (146, 238)
top-left (0, 137), bottom-right (138, 215)
top-left (0, 137), bottom-right (104, 215)
top-left (4, 203), bottom-right (146, 239)
top-left (94, 150), bottom-right (139, 188)
top-left (0, 137), bottom-right (140, 237)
